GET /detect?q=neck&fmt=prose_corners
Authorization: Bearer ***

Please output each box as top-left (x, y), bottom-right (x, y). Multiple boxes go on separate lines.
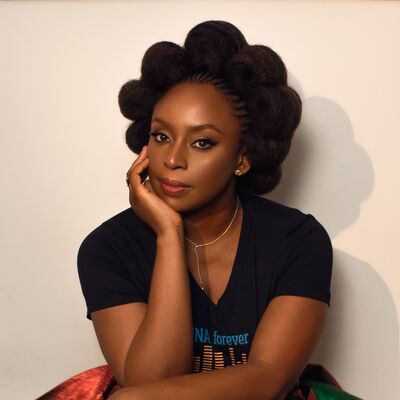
top-left (182, 190), bottom-right (241, 245)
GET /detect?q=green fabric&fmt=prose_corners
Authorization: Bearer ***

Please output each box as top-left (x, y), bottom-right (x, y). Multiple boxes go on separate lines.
top-left (302, 380), bottom-right (363, 400)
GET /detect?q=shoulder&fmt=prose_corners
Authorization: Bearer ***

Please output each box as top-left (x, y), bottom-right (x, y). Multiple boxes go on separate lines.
top-left (240, 195), bottom-right (333, 307)
top-left (244, 194), bottom-right (304, 219)
top-left (77, 207), bottom-right (155, 261)
top-left (243, 194), bottom-right (317, 229)
top-left (87, 207), bottom-right (153, 237)
top-left (243, 194), bottom-right (332, 249)
top-left (77, 208), bottom-right (152, 319)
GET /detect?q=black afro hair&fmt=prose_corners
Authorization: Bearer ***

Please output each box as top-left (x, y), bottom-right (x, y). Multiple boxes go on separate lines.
top-left (118, 20), bottom-right (302, 195)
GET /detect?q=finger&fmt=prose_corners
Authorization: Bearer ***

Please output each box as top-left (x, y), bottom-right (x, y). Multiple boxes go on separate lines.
top-left (126, 155), bottom-right (146, 187)
top-left (127, 150), bottom-right (145, 176)
top-left (127, 157), bottom-right (146, 187)
top-left (143, 179), bottom-right (154, 193)
top-left (129, 158), bottom-right (149, 188)
top-left (126, 146), bottom-right (148, 176)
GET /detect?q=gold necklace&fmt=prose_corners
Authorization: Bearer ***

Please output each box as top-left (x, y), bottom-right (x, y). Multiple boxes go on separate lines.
top-left (184, 195), bottom-right (240, 291)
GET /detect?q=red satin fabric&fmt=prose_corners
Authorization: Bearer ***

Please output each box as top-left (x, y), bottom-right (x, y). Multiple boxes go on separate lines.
top-left (35, 365), bottom-right (121, 400)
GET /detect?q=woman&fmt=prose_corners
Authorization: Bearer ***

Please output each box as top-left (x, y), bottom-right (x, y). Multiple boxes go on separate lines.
top-left (39, 20), bottom-right (336, 400)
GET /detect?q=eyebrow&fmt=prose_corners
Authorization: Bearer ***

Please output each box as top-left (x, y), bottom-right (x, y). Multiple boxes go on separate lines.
top-left (151, 117), bottom-right (223, 135)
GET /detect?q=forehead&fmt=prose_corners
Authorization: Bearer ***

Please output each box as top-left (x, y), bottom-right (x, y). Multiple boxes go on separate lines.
top-left (151, 82), bottom-right (241, 132)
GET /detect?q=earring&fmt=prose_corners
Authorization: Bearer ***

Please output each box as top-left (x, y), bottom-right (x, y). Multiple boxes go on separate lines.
top-left (235, 169), bottom-right (242, 176)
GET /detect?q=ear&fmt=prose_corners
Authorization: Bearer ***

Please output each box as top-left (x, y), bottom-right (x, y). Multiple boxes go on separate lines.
top-left (236, 149), bottom-right (251, 176)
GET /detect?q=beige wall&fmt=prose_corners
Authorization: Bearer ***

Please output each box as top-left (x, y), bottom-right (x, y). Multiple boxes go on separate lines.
top-left (1, 1), bottom-right (399, 399)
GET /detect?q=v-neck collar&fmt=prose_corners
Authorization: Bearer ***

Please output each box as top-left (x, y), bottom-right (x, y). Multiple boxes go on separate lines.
top-left (188, 193), bottom-right (251, 308)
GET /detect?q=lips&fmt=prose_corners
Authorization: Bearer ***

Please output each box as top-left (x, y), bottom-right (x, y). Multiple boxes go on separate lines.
top-left (159, 178), bottom-right (191, 196)
top-left (160, 178), bottom-right (190, 187)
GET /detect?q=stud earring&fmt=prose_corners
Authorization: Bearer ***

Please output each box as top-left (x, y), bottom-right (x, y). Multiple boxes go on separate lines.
top-left (235, 169), bottom-right (242, 176)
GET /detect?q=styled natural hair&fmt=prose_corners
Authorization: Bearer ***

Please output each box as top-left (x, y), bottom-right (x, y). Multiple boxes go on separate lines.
top-left (118, 20), bottom-right (302, 195)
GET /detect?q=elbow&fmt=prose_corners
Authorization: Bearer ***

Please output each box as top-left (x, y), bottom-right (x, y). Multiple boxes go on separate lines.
top-left (123, 362), bottom-right (153, 387)
top-left (123, 365), bottom-right (146, 387)
top-left (123, 358), bottom-right (193, 387)
top-left (271, 381), bottom-right (297, 400)
top-left (250, 360), bottom-right (298, 400)
top-left (269, 374), bottom-right (298, 400)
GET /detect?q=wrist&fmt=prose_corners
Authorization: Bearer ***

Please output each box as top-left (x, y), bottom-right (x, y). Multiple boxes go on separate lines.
top-left (157, 225), bottom-right (185, 244)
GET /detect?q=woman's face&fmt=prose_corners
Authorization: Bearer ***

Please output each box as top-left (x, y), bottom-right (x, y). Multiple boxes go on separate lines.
top-left (147, 82), bottom-right (248, 213)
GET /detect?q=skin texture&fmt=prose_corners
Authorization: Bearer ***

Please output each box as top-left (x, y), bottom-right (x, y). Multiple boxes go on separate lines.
top-left (93, 82), bottom-right (252, 388)
top-left (130, 81), bottom-right (251, 238)
top-left (97, 82), bottom-right (329, 400)
top-left (146, 82), bottom-right (251, 299)
top-left (126, 81), bottom-right (252, 301)
top-left (109, 296), bottom-right (328, 400)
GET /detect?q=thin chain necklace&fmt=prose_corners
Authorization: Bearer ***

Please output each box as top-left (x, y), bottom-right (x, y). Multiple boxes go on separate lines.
top-left (184, 195), bottom-right (240, 291)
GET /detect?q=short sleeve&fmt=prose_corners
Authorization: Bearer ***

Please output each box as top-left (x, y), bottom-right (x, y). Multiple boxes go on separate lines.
top-left (273, 215), bottom-right (333, 306)
top-left (77, 227), bottom-right (148, 320)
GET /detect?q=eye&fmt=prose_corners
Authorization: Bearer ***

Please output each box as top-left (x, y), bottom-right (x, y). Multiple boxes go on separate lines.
top-left (149, 131), bottom-right (216, 150)
top-left (149, 131), bottom-right (169, 143)
top-left (193, 138), bottom-right (216, 150)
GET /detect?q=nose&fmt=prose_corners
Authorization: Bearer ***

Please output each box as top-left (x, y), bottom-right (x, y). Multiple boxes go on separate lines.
top-left (163, 141), bottom-right (188, 170)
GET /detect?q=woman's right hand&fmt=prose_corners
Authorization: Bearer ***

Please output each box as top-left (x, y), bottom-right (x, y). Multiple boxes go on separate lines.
top-left (126, 145), bottom-right (184, 236)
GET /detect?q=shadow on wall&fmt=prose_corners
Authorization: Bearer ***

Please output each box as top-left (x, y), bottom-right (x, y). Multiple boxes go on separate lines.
top-left (266, 85), bottom-right (399, 399)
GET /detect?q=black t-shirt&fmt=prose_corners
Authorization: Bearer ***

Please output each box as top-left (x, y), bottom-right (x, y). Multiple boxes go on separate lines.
top-left (77, 193), bottom-right (333, 373)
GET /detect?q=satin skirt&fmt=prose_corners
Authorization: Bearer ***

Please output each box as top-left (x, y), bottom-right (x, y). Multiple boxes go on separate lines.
top-left (35, 363), bottom-right (362, 400)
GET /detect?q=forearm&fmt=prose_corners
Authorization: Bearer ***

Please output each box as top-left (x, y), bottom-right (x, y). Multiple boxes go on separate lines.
top-left (124, 227), bottom-right (193, 386)
top-left (117, 362), bottom-right (289, 400)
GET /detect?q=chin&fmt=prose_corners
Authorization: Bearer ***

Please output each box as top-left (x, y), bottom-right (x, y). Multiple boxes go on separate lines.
top-left (160, 193), bottom-right (205, 216)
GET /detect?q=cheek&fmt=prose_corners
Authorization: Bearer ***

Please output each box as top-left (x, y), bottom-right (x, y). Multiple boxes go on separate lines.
top-left (146, 142), bottom-right (154, 159)
top-left (193, 154), bottom-right (235, 184)
top-left (146, 145), bottom-right (159, 175)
